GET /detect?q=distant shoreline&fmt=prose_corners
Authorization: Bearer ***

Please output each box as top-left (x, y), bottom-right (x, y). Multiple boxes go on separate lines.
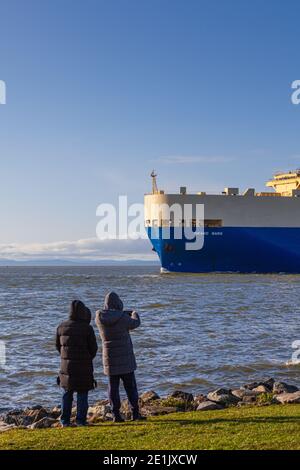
top-left (0, 261), bottom-right (159, 267)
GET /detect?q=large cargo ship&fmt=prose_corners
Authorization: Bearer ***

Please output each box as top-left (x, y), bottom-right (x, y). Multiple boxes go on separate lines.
top-left (144, 171), bottom-right (300, 273)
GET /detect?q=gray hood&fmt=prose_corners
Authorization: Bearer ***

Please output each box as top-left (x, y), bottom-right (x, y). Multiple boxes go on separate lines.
top-left (104, 292), bottom-right (123, 311)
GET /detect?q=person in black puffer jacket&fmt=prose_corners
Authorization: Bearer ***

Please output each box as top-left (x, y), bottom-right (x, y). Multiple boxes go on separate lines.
top-left (56, 300), bottom-right (98, 426)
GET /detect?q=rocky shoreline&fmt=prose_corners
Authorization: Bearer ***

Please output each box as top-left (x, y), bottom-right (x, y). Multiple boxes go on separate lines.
top-left (1, 377), bottom-right (300, 432)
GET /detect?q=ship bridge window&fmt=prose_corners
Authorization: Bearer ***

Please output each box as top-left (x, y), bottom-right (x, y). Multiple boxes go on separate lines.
top-left (161, 219), bottom-right (172, 227)
top-left (177, 219), bottom-right (222, 227)
top-left (204, 219), bottom-right (223, 228)
top-left (145, 219), bottom-right (151, 226)
top-left (152, 219), bottom-right (158, 227)
top-left (185, 219), bottom-right (223, 227)
top-left (182, 219), bottom-right (198, 227)
top-left (178, 219), bottom-right (209, 227)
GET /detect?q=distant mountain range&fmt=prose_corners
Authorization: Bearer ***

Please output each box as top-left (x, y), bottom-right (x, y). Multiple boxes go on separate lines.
top-left (0, 258), bottom-right (159, 267)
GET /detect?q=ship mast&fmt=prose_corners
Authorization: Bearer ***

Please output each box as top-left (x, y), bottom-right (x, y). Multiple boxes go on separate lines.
top-left (151, 170), bottom-right (158, 194)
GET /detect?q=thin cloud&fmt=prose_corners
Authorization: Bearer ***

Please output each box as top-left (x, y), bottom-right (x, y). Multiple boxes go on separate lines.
top-left (0, 238), bottom-right (156, 261)
top-left (156, 155), bottom-right (235, 164)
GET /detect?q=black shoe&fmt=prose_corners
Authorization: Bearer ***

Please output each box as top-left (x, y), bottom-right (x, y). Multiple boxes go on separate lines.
top-left (113, 415), bottom-right (125, 423)
top-left (132, 414), bottom-right (147, 422)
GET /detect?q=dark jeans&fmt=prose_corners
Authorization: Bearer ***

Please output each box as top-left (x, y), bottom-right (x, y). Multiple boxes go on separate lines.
top-left (108, 372), bottom-right (139, 418)
top-left (61, 390), bottom-right (89, 425)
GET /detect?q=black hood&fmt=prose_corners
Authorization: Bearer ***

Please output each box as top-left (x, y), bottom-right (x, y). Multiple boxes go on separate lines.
top-left (69, 300), bottom-right (91, 323)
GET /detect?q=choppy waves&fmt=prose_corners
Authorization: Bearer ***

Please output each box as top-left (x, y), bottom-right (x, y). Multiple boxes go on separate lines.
top-left (0, 266), bottom-right (300, 409)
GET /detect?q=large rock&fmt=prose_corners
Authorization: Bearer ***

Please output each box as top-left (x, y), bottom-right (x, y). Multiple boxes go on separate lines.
top-left (16, 416), bottom-right (35, 427)
top-left (29, 417), bottom-right (57, 429)
top-left (207, 388), bottom-right (239, 406)
top-left (25, 408), bottom-right (49, 422)
top-left (252, 385), bottom-right (270, 394)
top-left (94, 399), bottom-right (110, 407)
top-left (27, 405), bottom-right (44, 411)
top-left (120, 399), bottom-right (132, 420)
top-left (2, 408), bottom-right (43, 427)
top-left (169, 391), bottom-right (194, 402)
top-left (4, 407), bottom-right (52, 427)
top-left (272, 382), bottom-right (299, 395)
top-left (275, 391), bottom-right (300, 404)
top-left (49, 407), bottom-right (61, 419)
top-left (52, 406), bottom-right (61, 411)
top-left (242, 395), bottom-right (258, 404)
top-left (232, 389), bottom-right (253, 398)
top-left (88, 404), bottom-right (111, 422)
top-left (262, 378), bottom-right (275, 390)
top-left (140, 391), bottom-right (160, 403)
top-left (0, 421), bottom-right (17, 432)
top-left (2, 414), bottom-right (20, 426)
top-left (197, 401), bottom-right (222, 411)
top-left (193, 394), bottom-right (207, 405)
top-left (231, 389), bottom-right (258, 403)
top-left (88, 404), bottom-right (110, 416)
top-left (243, 378), bottom-right (274, 392)
top-left (2, 409), bottom-right (23, 424)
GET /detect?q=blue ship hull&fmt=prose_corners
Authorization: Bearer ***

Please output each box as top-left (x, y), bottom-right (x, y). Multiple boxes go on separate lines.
top-left (147, 227), bottom-right (300, 273)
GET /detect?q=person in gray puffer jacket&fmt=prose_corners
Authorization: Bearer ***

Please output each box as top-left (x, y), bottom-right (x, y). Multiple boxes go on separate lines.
top-left (96, 291), bottom-right (145, 422)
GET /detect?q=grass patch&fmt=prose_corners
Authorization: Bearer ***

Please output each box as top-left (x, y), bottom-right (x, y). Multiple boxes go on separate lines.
top-left (0, 404), bottom-right (300, 450)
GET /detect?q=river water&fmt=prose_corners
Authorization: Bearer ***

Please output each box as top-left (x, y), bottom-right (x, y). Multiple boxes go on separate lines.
top-left (0, 266), bottom-right (299, 410)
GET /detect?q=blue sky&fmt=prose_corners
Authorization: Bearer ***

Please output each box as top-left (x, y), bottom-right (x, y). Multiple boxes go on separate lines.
top-left (1, 0), bottom-right (300, 260)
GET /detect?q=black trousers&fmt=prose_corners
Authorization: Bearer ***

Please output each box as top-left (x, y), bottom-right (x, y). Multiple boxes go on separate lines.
top-left (108, 372), bottom-right (139, 418)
